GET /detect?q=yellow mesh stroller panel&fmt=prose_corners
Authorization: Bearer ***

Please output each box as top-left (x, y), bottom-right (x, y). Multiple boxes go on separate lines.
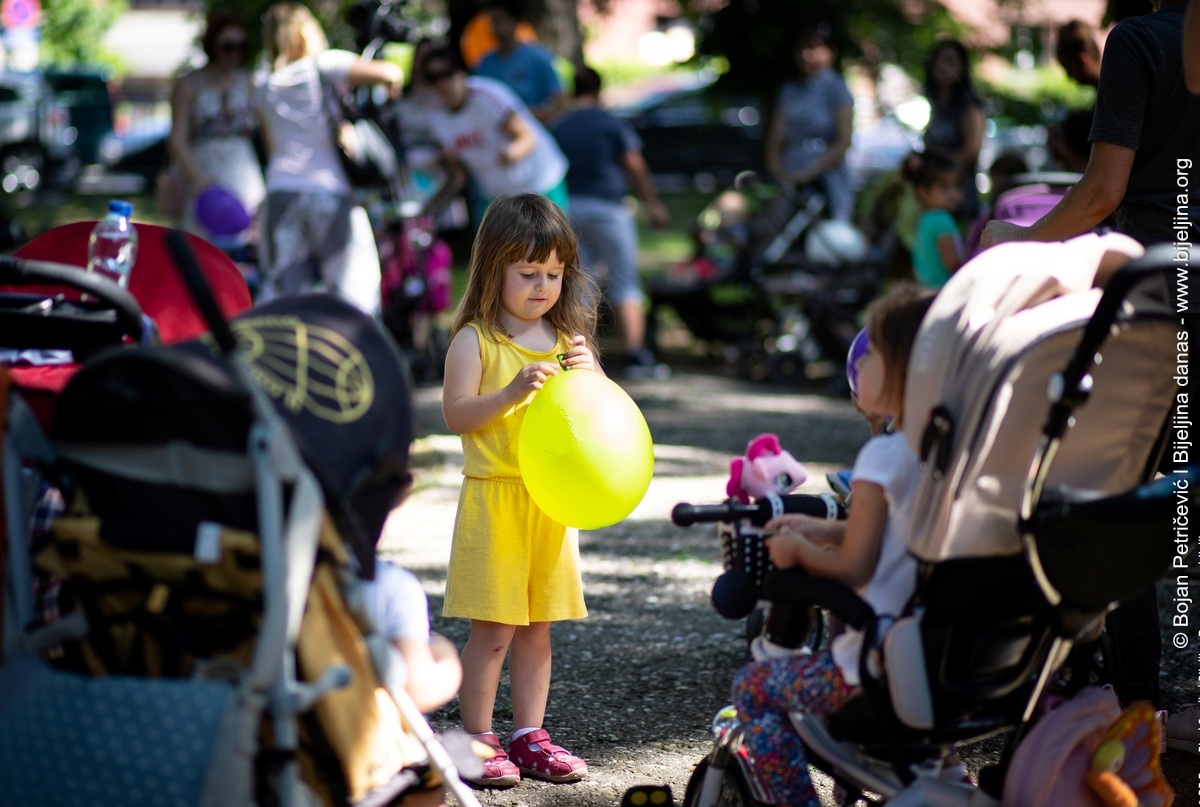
top-left (36, 509), bottom-right (263, 677)
top-left (296, 520), bottom-right (428, 804)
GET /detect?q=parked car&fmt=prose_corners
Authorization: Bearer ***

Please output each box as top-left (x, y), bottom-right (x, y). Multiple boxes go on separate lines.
top-left (97, 115), bottom-right (171, 187)
top-left (43, 66), bottom-right (115, 166)
top-left (609, 74), bottom-right (765, 189)
top-left (0, 71), bottom-right (78, 193)
top-left (610, 74), bottom-right (1050, 201)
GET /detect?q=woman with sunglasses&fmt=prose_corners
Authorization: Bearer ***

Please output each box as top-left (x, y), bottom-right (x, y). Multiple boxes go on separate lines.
top-left (167, 10), bottom-right (266, 254)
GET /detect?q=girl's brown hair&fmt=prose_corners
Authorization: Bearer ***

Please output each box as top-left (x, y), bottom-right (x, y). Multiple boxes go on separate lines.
top-left (864, 282), bottom-right (936, 427)
top-left (451, 193), bottom-right (600, 349)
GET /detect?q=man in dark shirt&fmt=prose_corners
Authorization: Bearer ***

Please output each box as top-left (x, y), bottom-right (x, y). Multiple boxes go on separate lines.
top-left (549, 65), bottom-right (671, 378)
top-left (983, 0), bottom-right (1200, 248)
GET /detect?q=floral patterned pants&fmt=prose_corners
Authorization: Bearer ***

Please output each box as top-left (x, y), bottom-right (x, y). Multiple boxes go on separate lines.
top-left (731, 651), bottom-right (855, 806)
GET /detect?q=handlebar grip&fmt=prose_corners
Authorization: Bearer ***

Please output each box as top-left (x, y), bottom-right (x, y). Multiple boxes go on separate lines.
top-left (672, 493), bottom-right (846, 527)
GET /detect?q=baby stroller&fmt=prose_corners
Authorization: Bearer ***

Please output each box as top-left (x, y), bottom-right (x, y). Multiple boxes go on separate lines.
top-left (0, 229), bottom-right (482, 807)
top-left (377, 203), bottom-right (453, 385)
top-left (647, 175), bottom-right (883, 384)
top-left (674, 232), bottom-right (1183, 806)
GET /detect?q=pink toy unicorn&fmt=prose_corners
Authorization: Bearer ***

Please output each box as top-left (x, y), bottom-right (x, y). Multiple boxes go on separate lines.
top-left (726, 434), bottom-right (809, 503)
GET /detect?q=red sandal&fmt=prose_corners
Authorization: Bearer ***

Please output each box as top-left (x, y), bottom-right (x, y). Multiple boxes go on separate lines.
top-left (467, 732), bottom-right (520, 788)
top-left (507, 728), bottom-right (588, 783)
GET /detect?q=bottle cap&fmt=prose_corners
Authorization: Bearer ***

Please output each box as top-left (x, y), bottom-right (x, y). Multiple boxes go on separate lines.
top-left (108, 200), bottom-right (134, 217)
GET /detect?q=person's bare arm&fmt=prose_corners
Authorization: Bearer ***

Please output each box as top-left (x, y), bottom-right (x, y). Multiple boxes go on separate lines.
top-left (167, 74), bottom-right (205, 187)
top-left (1187, 0), bottom-right (1200, 94)
top-left (441, 326), bottom-right (560, 434)
top-left (764, 514), bottom-right (847, 547)
top-left (936, 230), bottom-right (964, 273)
top-left (981, 141), bottom-right (1133, 247)
top-left (393, 633), bottom-right (462, 713)
top-left (531, 91), bottom-right (565, 124)
top-left (419, 148), bottom-right (467, 217)
top-left (956, 103), bottom-right (985, 172)
top-left (621, 149), bottom-right (669, 228)
top-left (345, 57), bottom-right (404, 98)
top-left (498, 110), bottom-right (536, 165)
top-left (766, 480), bottom-right (887, 589)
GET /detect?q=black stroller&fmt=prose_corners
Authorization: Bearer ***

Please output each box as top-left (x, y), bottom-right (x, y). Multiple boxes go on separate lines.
top-left (646, 176), bottom-right (884, 384)
top-left (0, 233), bottom-right (482, 807)
top-left (673, 234), bottom-right (1186, 806)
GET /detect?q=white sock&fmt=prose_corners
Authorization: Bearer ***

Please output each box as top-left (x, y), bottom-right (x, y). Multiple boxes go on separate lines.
top-left (510, 726), bottom-right (539, 744)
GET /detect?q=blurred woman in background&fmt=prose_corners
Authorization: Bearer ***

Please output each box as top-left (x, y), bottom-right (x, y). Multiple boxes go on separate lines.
top-left (921, 40), bottom-right (985, 222)
top-left (256, 2), bottom-right (403, 315)
top-left (168, 11), bottom-right (265, 255)
top-left (764, 25), bottom-right (855, 221)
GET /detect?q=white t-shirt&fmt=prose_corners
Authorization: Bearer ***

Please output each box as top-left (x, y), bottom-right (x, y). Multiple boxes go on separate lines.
top-left (259, 49), bottom-right (359, 195)
top-left (426, 76), bottom-right (567, 198)
top-left (830, 431), bottom-right (920, 685)
top-left (360, 560), bottom-right (431, 642)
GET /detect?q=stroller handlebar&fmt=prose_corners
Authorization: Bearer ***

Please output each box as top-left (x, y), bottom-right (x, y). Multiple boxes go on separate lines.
top-left (164, 230), bottom-right (238, 356)
top-left (0, 254), bottom-right (146, 331)
top-left (672, 493), bottom-right (845, 527)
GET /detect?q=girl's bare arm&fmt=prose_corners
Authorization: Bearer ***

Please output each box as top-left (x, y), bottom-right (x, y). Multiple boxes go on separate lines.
top-left (441, 327), bottom-right (559, 434)
top-left (766, 480), bottom-right (887, 588)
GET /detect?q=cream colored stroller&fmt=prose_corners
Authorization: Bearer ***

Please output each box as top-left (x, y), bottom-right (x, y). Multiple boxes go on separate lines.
top-left (684, 233), bottom-right (1186, 806)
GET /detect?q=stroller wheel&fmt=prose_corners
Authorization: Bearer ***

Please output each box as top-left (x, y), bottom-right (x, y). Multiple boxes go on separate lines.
top-left (681, 758), bottom-right (770, 807)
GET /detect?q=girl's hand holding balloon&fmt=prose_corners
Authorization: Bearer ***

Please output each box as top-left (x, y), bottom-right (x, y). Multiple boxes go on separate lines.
top-left (559, 335), bottom-right (598, 372)
top-left (508, 361), bottom-right (560, 399)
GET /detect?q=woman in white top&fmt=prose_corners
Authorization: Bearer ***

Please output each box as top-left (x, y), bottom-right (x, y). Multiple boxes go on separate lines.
top-left (257, 2), bottom-right (403, 316)
top-left (168, 11), bottom-right (266, 253)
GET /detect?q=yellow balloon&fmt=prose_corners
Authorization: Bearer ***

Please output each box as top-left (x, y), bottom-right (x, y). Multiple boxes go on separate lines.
top-left (518, 370), bottom-right (654, 529)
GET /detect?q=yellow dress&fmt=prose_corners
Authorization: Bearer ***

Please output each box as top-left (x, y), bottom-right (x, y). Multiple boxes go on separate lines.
top-left (442, 321), bottom-right (587, 624)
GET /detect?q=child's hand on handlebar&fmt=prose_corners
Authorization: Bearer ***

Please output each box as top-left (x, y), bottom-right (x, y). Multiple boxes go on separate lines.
top-left (766, 514), bottom-right (844, 547)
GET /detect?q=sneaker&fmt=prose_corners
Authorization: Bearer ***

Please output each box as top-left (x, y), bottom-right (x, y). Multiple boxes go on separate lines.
top-left (622, 349), bottom-right (671, 380)
top-left (507, 728), bottom-right (589, 783)
top-left (467, 732), bottom-right (520, 787)
top-left (1166, 705), bottom-right (1200, 755)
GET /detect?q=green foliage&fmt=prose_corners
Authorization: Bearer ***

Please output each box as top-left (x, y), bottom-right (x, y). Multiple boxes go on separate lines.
top-left (980, 66), bottom-right (1096, 126)
top-left (40, 0), bottom-right (126, 67)
top-left (681, 0), bottom-right (965, 104)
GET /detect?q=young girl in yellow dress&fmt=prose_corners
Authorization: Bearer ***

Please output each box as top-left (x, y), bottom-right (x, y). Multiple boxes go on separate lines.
top-left (441, 193), bottom-right (601, 787)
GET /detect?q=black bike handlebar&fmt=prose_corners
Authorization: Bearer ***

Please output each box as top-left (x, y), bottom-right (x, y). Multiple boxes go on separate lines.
top-left (672, 493), bottom-right (846, 527)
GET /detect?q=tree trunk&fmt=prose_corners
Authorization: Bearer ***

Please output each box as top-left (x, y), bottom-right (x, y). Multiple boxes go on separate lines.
top-left (537, 0), bottom-right (583, 65)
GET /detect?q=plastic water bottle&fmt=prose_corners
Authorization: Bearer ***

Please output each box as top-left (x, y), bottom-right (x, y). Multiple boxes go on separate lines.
top-left (87, 200), bottom-right (138, 289)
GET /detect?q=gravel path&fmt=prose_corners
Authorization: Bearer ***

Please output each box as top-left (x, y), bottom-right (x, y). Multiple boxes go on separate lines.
top-left (379, 368), bottom-right (1200, 806)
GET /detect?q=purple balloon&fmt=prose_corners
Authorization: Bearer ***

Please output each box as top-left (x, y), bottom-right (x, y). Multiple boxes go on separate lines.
top-left (194, 185), bottom-right (252, 236)
top-left (846, 328), bottom-right (869, 400)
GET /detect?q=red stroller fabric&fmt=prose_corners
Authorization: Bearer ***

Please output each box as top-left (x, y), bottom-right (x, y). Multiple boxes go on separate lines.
top-left (4, 222), bottom-right (253, 429)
